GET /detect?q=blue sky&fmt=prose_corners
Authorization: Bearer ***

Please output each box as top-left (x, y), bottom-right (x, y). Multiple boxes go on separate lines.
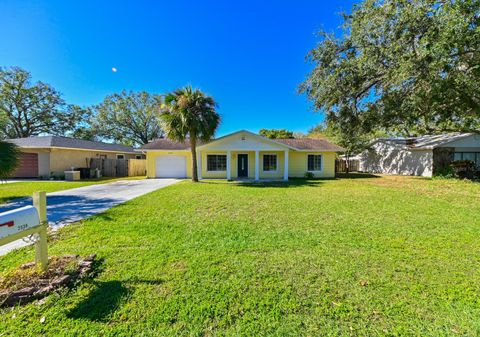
top-left (0, 0), bottom-right (356, 136)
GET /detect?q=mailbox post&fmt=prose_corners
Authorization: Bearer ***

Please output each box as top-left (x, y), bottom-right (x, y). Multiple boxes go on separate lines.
top-left (33, 191), bottom-right (48, 271)
top-left (0, 191), bottom-right (48, 271)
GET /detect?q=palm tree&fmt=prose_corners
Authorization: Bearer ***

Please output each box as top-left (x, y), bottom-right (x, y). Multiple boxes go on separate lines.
top-left (0, 141), bottom-right (20, 181)
top-left (161, 86), bottom-right (220, 182)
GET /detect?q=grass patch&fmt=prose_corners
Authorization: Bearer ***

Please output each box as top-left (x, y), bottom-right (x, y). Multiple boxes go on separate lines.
top-left (0, 176), bottom-right (479, 336)
top-left (0, 176), bottom-right (145, 204)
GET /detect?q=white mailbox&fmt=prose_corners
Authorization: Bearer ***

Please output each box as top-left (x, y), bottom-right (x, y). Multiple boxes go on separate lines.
top-left (0, 192), bottom-right (48, 271)
top-left (0, 206), bottom-right (41, 240)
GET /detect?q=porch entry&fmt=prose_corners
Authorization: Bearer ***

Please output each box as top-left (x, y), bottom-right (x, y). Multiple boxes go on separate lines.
top-left (197, 149), bottom-right (289, 181)
top-left (237, 154), bottom-right (248, 177)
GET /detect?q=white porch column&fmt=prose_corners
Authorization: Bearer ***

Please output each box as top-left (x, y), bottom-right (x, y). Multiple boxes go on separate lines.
top-left (255, 150), bottom-right (259, 181)
top-left (226, 150), bottom-right (231, 180)
top-left (197, 150), bottom-right (202, 180)
top-left (284, 150), bottom-right (289, 181)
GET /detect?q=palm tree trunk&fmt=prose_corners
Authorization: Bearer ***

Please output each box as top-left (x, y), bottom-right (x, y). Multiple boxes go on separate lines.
top-left (190, 138), bottom-right (199, 182)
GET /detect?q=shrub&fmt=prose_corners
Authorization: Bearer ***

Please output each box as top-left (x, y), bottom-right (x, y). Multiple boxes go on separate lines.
top-left (0, 141), bottom-right (20, 180)
top-left (433, 166), bottom-right (455, 179)
top-left (450, 160), bottom-right (476, 179)
top-left (450, 160), bottom-right (476, 170)
top-left (304, 171), bottom-right (315, 179)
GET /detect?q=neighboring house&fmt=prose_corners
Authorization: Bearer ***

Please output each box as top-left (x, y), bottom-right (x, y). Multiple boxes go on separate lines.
top-left (8, 136), bottom-right (141, 178)
top-left (359, 133), bottom-right (480, 177)
top-left (141, 130), bottom-right (344, 180)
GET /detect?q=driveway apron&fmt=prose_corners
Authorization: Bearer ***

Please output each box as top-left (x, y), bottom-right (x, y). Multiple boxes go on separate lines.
top-left (0, 179), bottom-right (179, 256)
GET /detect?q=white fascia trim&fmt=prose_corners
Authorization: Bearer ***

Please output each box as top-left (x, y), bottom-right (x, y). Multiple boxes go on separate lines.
top-left (410, 147), bottom-right (434, 151)
top-left (197, 130), bottom-right (297, 151)
top-left (295, 150), bottom-right (339, 152)
top-left (141, 149), bottom-right (189, 152)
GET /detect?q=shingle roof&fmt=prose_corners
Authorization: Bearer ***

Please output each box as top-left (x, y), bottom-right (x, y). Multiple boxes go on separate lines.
top-left (8, 136), bottom-right (136, 153)
top-left (376, 133), bottom-right (474, 149)
top-left (275, 138), bottom-right (345, 151)
top-left (409, 133), bottom-right (473, 148)
top-left (141, 139), bottom-right (192, 150)
top-left (142, 135), bottom-right (344, 152)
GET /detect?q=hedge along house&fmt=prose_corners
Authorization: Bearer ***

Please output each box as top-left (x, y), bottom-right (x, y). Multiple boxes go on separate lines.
top-left (141, 130), bottom-right (344, 180)
top-left (358, 133), bottom-right (480, 177)
top-left (8, 136), bottom-right (140, 178)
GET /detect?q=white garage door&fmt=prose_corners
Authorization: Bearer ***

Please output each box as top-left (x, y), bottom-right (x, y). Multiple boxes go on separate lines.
top-left (155, 155), bottom-right (187, 178)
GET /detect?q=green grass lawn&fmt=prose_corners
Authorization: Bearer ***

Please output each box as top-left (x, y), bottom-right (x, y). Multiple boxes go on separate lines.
top-left (0, 176), bottom-right (145, 204)
top-left (1, 176), bottom-right (479, 336)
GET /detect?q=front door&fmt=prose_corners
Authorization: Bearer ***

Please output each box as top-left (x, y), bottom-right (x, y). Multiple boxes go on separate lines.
top-left (237, 154), bottom-right (248, 177)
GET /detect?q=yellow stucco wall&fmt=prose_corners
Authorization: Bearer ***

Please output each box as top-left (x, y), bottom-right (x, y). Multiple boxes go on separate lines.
top-left (146, 150), bottom-right (336, 179)
top-left (146, 150), bottom-right (192, 178)
top-left (288, 151), bottom-right (336, 178)
top-left (18, 148), bottom-right (137, 177)
top-left (49, 149), bottom-right (137, 176)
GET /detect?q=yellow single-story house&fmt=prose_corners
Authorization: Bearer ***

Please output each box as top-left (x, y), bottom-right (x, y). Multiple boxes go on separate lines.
top-left (141, 130), bottom-right (344, 180)
top-left (8, 136), bottom-right (141, 178)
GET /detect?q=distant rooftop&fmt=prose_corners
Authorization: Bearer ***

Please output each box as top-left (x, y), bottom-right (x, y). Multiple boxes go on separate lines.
top-left (8, 136), bottom-right (136, 153)
top-left (274, 138), bottom-right (345, 151)
top-left (377, 133), bottom-right (475, 149)
top-left (141, 138), bottom-right (198, 150)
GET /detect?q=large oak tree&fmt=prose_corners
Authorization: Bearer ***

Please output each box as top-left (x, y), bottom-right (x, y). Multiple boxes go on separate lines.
top-left (94, 91), bottom-right (163, 146)
top-left (259, 129), bottom-right (294, 139)
top-left (300, 0), bottom-right (480, 139)
top-left (0, 67), bottom-right (88, 139)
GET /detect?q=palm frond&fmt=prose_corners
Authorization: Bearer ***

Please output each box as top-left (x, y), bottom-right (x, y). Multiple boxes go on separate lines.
top-left (160, 86), bottom-right (220, 142)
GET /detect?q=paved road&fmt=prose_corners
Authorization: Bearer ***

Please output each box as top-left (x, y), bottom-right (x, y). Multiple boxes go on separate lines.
top-left (0, 179), bottom-right (179, 255)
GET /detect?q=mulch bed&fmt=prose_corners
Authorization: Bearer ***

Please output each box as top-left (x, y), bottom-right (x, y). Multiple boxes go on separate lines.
top-left (0, 254), bottom-right (98, 307)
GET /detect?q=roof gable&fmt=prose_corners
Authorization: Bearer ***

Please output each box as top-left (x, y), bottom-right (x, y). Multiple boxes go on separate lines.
top-left (198, 130), bottom-right (293, 151)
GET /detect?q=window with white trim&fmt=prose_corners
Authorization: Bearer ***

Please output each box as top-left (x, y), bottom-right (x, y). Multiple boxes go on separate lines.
top-left (263, 154), bottom-right (277, 172)
top-left (116, 154), bottom-right (125, 160)
top-left (207, 155), bottom-right (227, 171)
top-left (307, 154), bottom-right (322, 171)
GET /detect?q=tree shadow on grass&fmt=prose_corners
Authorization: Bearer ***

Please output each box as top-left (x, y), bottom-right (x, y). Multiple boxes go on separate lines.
top-left (67, 280), bottom-right (130, 322)
top-left (88, 212), bottom-right (114, 222)
top-left (67, 278), bottom-right (164, 322)
top-left (335, 173), bottom-right (381, 179)
top-left (233, 173), bottom-right (381, 188)
top-left (234, 178), bottom-right (326, 188)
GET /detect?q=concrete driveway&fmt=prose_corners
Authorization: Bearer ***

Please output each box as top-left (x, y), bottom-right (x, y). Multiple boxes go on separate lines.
top-left (0, 179), bottom-right (179, 255)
